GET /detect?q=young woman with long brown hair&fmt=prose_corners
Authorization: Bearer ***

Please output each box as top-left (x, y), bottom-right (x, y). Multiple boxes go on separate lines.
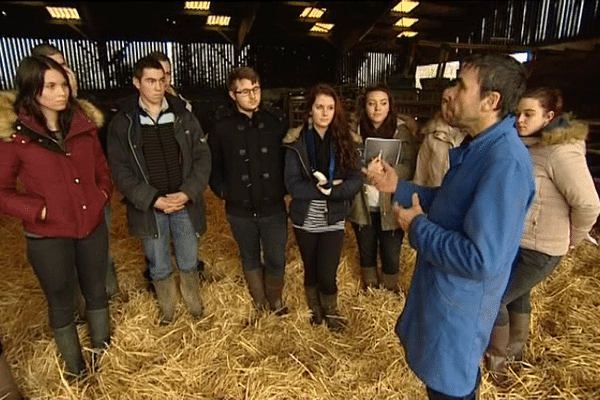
top-left (284, 83), bottom-right (361, 331)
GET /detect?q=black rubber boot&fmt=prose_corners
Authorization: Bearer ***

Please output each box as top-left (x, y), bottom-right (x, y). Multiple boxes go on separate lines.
top-left (305, 286), bottom-right (323, 325)
top-left (52, 322), bottom-right (86, 377)
top-left (87, 308), bottom-right (111, 349)
top-left (319, 292), bottom-right (346, 332)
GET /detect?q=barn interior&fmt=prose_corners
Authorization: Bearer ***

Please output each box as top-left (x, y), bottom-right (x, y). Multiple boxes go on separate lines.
top-left (1, 1), bottom-right (600, 399)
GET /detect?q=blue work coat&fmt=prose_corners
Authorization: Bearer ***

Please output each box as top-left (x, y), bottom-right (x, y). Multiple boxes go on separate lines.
top-left (393, 115), bottom-right (535, 396)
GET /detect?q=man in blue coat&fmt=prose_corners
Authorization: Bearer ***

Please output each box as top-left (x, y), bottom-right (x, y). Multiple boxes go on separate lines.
top-left (368, 54), bottom-right (534, 399)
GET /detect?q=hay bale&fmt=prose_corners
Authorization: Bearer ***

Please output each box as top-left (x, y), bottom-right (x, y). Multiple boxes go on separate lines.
top-left (0, 190), bottom-right (599, 399)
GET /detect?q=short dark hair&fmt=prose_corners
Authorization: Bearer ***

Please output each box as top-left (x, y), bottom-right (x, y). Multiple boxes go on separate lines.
top-left (133, 55), bottom-right (164, 80)
top-left (227, 67), bottom-right (260, 92)
top-left (31, 43), bottom-right (63, 58)
top-left (14, 55), bottom-right (75, 133)
top-left (147, 51), bottom-right (170, 64)
top-left (461, 53), bottom-right (528, 118)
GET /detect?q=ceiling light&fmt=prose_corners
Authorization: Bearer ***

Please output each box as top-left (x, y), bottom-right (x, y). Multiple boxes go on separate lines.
top-left (397, 31), bottom-right (418, 38)
top-left (395, 17), bottom-right (418, 27)
top-left (300, 7), bottom-right (326, 19)
top-left (185, 2), bottom-right (210, 10)
top-left (310, 23), bottom-right (334, 33)
top-left (207, 15), bottom-right (230, 26)
top-left (46, 6), bottom-right (80, 20)
top-left (392, 1), bottom-right (419, 14)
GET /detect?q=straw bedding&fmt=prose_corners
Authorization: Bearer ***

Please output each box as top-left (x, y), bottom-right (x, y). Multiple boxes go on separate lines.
top-left (0, 190), bottom-right (599, 399)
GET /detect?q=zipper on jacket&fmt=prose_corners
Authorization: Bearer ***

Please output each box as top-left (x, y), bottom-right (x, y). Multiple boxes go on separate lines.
top-left (126, 113), bottom-right (151, 184)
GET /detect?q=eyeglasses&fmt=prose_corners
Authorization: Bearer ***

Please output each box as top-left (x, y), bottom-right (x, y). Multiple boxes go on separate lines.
top-left (235, 86), bottom-right (260, 97)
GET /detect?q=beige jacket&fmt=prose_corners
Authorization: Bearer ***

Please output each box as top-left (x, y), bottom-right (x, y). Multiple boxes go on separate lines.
top-left (412, 113), bottom-right (467, 187)
top-left (520, 117), bottom-right (600, 255)
top-left (348, 116), bottom-right (419, 230)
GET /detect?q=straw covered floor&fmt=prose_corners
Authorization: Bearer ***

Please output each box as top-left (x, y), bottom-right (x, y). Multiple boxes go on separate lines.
top-left (0, 190), bottom-right (599, 399)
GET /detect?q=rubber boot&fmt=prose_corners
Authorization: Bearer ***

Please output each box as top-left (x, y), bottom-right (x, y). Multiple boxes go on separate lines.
top-left (152, 274), bottom-right (178, 324)
top-left (243, 268), bottom-right (269, 311)
top-left (264, 274), bottom-right (288, 315)
top-left (381, 272), bottom-right (400, 293)
top-left (0, 353), bottom-right (23, 400)
top-left (87, 308), bottom-right (111, 349)
top-left (507, 312), bottom-right (530, 361)
top-left (105, 261), bottom-right (120, 299)
top-left (360, 266), bottom-right (378, 289)
top-left (305, 286), bottom-right (323, 325)
top-left (319, 292), bottom-right (346, 332)
top-left (486, 323), bottom-right (510, 386)
top-left (179, 270), bottom-right (204, 318)
top-left (52, 322), bottom-right (85, 377)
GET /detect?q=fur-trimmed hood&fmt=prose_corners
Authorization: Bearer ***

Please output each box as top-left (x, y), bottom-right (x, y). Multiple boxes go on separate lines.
top-left (522, 114), bottom-right (588, 147)
top-left (0, 90), bottom-right (104, 141)
top-left (540, 114), bottom-right (588, 146)
top-left (282, 121), bottom-right (365, 146)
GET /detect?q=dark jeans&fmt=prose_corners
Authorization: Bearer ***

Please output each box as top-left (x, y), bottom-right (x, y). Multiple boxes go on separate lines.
top-left (426, 369), bottom-right (480, 400)
top-left (352, 212), bottom-right (404, 274)
top-left (294, 228), bottom-right (345, 295)
top-left (26, 219), bottom-right (109, 329)
top-left (496, 248), bottom-right (562, 325)
top-left (227, 212), bottom-right (288, 280)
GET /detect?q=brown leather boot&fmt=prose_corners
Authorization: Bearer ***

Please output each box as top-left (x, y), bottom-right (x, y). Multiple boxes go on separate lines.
top-left (243, 268), bottom-right (269, 311)
top-left (507, 311), bottom-right (530, 361)
top-left (486, 323), bottom-right (510, 386)
top-left (264, 274), bottom-right (288, 315)
top-left (0, 352), bottom-right (23, 400)
top-left (360, 266), bottom-right (378, 289)
top-left (381, 272), bottom-right (400, 293)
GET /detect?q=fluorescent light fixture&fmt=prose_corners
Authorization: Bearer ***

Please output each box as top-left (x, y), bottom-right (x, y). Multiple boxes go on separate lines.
top-left (207, 15), bottom-right (231, 26)
top-left (185, 2), bottom-right (210, 10)
top-left (397, 31), bottom-right (418, 38)
top-left (510, 51), bottom-right (531, 63)
top-left (395, 17), bottom-right (418, 27)
top-left (46, 6), bottom-right (80, 20)
top-left (310, 23), bottom-right (334, 33)
top-left (300, 7), bottom-right (326, 19)
top-left (392, 1), bottom-right (419, 13)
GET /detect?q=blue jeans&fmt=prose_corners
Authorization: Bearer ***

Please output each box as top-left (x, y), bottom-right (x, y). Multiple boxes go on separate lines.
top-left (226, 212), bottom-right (288, 279)
top-left (142, 209), bottom-right (199, 281)
top-left (496, 248), bottom-right (562, 325)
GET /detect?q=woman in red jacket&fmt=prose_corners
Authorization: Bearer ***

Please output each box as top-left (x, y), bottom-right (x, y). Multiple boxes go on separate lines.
top-left (0, 55), bottom-right (112, 378)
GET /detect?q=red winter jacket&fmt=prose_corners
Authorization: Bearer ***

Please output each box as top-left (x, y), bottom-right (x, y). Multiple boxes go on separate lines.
top-left (0, 91), bottom-right (112, 238)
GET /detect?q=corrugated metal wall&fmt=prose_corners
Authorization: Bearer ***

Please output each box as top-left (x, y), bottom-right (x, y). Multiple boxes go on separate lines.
top-left (0, 38), bottom-right (401, 91)
top-left (480, 0), bottom-right (599, 45)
